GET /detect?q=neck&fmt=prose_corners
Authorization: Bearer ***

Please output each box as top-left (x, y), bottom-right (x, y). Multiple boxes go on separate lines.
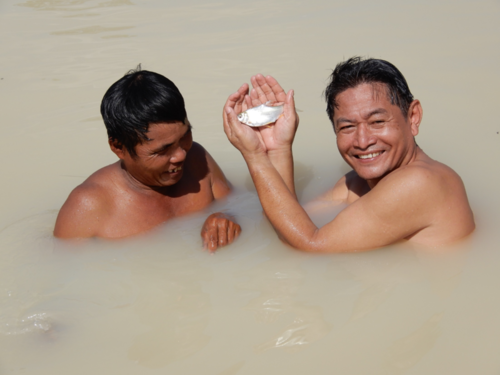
top-left (366, 145), bottom-right (422, 189)
top-left (118, 161), bottom-right (171, 196)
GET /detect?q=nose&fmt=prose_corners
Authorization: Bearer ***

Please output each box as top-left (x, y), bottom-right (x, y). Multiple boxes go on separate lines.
top-left (353, 124), bottom-right (376, 150)
top-left (170, 146), bottom-right (187, 163)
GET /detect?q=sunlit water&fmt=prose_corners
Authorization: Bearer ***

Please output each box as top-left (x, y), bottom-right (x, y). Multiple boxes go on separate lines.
top-left (1, 0), bottom-right (500, 374)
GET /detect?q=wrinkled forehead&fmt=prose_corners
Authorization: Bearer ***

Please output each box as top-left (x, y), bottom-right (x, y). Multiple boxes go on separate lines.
top-left (333, 83), bottom-right (397, 114)
top-left (336, 82), bottom-right (391, 107)
top-left (145, 119), bottom-right (191, 141)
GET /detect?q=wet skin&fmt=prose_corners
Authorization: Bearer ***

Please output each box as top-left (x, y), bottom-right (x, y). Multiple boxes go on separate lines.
top-left (54, 121), bottom-right (241, 250)
top-left (223, 76), bottom-right (475, 252)
top-left (334, 83), bottom-right (420, 189)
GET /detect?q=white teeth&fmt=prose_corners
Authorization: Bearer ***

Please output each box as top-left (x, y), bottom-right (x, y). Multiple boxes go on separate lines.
top-left (358, 152), bottom-right (381, 159)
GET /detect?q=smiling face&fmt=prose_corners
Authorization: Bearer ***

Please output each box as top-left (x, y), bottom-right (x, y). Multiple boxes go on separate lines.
top-left (114, 121), bottom-right (193, 188)
top-left (333, 83), bottom-right (422, 187)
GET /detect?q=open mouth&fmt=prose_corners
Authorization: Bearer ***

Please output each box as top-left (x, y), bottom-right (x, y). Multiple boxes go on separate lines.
top-left (167, 166), bottom-right (183, 173)
top-left (355, 151), bottom-right (384, 160)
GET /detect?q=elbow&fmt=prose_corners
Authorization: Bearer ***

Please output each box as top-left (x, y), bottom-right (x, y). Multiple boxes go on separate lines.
top-left (287, 229), bottom-right (330, 253)
top-left (295, 243), bottom-right (327, 254)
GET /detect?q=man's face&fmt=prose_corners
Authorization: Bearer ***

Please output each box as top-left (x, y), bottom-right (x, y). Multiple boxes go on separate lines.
top-left (121, 121), bottom-right (193, 187)
top-left (333, 83), bottom-right (420, 186)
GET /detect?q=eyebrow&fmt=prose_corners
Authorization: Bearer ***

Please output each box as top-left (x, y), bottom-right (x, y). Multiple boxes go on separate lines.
top-left (150, 124), bottom-right (192, 154)
top-left (336, 117), bottom-right (355, 125)
top-left (335, 108), bottom-right (389, 125)
top-left (365, 108), bottom-right (388, 117)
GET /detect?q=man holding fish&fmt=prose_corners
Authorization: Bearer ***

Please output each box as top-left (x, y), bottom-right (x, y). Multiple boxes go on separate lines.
top-left (223, 57), bottom-right (475, 252)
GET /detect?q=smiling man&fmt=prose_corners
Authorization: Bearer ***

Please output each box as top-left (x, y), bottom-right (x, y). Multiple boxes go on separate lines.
top-left (223, 57), bottom-right (474, 252)
top-left (54, 68), bottom-right (240, 250)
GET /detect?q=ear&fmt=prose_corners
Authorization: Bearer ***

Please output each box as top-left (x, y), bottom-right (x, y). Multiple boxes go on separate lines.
top-left (109, 138), bottom-right (126, 160)
top-left (407, 99), bottom-right (423, 137)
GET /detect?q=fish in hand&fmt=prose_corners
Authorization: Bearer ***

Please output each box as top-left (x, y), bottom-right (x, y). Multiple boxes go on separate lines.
top-left (237, 103), bottom-right (284, 127)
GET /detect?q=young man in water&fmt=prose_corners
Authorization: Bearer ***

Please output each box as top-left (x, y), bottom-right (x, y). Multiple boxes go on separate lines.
top-left (54, 68), bottom-right (241, 251)
top-left (223, 57), bottom-right (474, 252)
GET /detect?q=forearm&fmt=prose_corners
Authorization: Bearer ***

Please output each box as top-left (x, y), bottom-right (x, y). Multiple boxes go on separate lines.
top-left (267, 147), bottom-right (296, 198)
top-left (244, 153), bottom-right (321, 252)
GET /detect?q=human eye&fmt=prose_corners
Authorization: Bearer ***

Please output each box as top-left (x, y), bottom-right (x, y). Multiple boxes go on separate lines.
top-left (157, 148), bottom-right (169, 155)
top-left (371, 119), bottom-right (386, 127)
top-left (339, 124), bottom-right (355, 133)
top-left (153, 144), bottom-right (172, 155)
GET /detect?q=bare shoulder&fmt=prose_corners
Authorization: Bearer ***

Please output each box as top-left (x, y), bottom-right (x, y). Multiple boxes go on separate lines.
top-left (187, 141), bottom-right (207, 159)
top-left (188, 142), bottom-right (231, 199)
top-left (370, 154), bottom-right (474, 243)
top-left (189, 142), bottom-right (225, 176)
top-left (53, 164), bottom-right (117, 238)
top-left (381, 155), bottom-right (465, 199)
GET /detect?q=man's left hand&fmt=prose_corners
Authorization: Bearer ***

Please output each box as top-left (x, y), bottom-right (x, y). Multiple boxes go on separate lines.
top-left (248, 74), bottom-right (299, 154)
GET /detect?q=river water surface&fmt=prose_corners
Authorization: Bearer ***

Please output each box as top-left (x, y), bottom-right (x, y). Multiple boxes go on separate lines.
top-left (1, 0), bottom-right (500, 374)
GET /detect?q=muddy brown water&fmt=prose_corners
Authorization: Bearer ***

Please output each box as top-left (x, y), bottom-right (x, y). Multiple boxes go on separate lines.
top-left (1, 0), bottom-right (500, 374)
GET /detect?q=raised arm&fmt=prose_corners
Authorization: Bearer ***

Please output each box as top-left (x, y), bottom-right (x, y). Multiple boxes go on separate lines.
top-left (223, 98), bottom-right (436, 252)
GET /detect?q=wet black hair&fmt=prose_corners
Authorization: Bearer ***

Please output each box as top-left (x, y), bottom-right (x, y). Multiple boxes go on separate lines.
top-left (101, 65), bottom-right (187, 157)
top-left (324, 57), bottom-right (414, 127)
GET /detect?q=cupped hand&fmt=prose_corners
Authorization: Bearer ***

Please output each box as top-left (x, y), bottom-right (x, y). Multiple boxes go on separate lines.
top-left (223, 84), bottom-right (267, 159)
top-left (248, 74), bottom-right (299, 153)
top-left (201, 212), bottom-right (242, 252)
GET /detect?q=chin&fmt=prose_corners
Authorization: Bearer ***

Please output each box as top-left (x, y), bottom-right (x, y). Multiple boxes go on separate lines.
top-left (353, 167), bottom-right (386, 181)
top-left (160, 172), bottom-right (183, 186)
top-left (159, 179), bottom-right (179, 187)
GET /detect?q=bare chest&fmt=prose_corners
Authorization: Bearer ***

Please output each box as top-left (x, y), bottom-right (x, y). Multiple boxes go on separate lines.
top-left (98, 180), bottom-right (215, 238)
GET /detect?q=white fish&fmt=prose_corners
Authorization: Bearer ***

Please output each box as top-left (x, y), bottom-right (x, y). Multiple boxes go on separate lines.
top-left (237, 103), bottom-right (284, 127)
